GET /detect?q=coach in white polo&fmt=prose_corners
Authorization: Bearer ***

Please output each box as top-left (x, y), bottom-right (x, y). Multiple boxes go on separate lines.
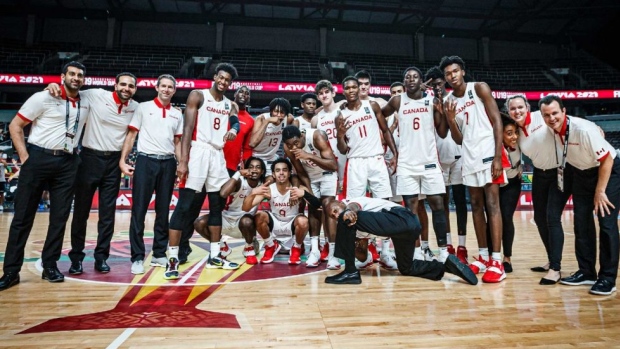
top-left (0, 61), bottom-right (90, 291)
top-left (119, 74), bottom-right (183, 275)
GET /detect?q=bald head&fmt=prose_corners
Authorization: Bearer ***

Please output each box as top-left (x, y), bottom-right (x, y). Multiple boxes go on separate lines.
top-left (326, 200), bottom-right (346, 221)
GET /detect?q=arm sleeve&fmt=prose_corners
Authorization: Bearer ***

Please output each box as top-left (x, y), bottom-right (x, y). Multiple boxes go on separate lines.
top-left (303, 190), bottom-right (322, 208)
top-left (229, 114), bottom-right (240, 133)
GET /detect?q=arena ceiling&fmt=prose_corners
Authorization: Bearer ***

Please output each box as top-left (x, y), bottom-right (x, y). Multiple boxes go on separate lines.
top-left (3, 0), bottom-right (620, 45)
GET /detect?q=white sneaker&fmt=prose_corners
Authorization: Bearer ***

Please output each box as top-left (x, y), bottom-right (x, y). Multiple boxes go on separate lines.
top-left (131, 260), bottom-right (144, 275)
top-left (413, 249), bottom-right (424, 261)
top-left (423, 247), bottom-right (437, 261)
top-left (379, 253), bottom-right (398, 270)
top-left (219, 242), bottom-right (232, 258)
top-left (150, 257), bottom-right (168, 267)
top-left (355, 253), bottom-right (374, 269)
top-left (305, 250), bottom-right (321, 268)
top-left (327, 256), bottom-right (342, 270)
top-left (438, 250), bottom-right (450, 263)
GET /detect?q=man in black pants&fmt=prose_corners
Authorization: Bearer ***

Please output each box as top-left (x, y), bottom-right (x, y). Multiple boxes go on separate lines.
top-left (0, 61), bottom-right (89, 291)
top-left (324, 197), bottom-right (478, 285)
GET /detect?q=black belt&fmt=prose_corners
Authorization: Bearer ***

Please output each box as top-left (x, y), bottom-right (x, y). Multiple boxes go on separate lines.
top-left (138, 152), bottom-right (175, 160)
top-left (82, 147), bottom-right (121, 157)
top-left (28, 144), bottom-right (74, 156)
top-left (322, 171), bottom-right (334, 175)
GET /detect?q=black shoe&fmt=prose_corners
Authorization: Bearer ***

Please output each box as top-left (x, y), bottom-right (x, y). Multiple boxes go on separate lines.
top-left (68, 261), bottom-right (83, 275)
top-left (94, 260), bottom-right (111, 273)
top-left (0, 272), bottom-right (20, 291)
top-left (444, 254), bottom-right (478, 285)
top-left (560, 270), bottom-right (596, 286)
top-left (530, 265), bottom-right (549, 272)
top-left (179, 247), bottom-right (193, 265)
top-left (589, 279), bottom-right (617, 295)
top-left (325, 270), bottom-right (362, 285)
top-left (503, 261), bottom-right (513, 273)
top-left (540, 272), bottom-right (561, 285)
top-left (42, 267), bottom-right (65, 283)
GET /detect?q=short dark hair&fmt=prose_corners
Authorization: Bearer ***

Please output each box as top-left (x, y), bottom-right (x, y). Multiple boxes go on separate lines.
top-left (439, 55), bottom-right (466, 72)
top-left (244, 156), bottom-right (267, 183)
top-left (116, 72), bottom-right (137, 84)
top-left (62, 61), bottom-right (86, 75)
top-left (354, 70), bottom-right (372, 82)
top-left (501, 113), bottom-right (517, 128)
top-left (403, 66), bottom-right (423, 79)
top-left (214, 62), bottom-right (238, 80)
top-left (300, 93), bottom-right (317, 103)
top-left (424, 66), bottom-right (444, 81)
top-left (341, 76), bottom-right (359, 87)
top-left (271, 157), bottom-right (292, 173)
top-left (390, 81), bottom-right (404, 90)
top-left (282, 125), bottom-right (302, 142)
top-left (269, 97), bottom-right (291, 115)
top-left (538, 95), bottom-right (564, 110)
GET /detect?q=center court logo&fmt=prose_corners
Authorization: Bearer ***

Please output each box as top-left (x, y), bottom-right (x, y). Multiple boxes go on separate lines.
top-left (19, 232), bottom-right (326, 334)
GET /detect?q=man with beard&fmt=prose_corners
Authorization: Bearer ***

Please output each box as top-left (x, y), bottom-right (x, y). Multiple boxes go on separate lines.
top-left (167, 63), bottom-right (240, 273)
top-left (0, 61), bottom-right (90, 291)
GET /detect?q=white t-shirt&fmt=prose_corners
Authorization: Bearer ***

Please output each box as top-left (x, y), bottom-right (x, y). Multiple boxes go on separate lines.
top-left (517, 111), bottom-right (561, 170)
top-left (129, 99), bottom-right (183, 155)
top-left (397, 94), bottom-right (441, 175)
top-left (17, 89), bottom-right (90, 150)
top-left (342, 100), bottom-right (383, 158)
top-left (193, 89), bottom-right (232, 150)
top-left (253, 115), bottom-right (287, 162)
top-left (448, 82), bottom-right (495, 175)
top-left (554, 116), bottom-right (617, 171)
top-left (81, 89), bottom-right (138, 152)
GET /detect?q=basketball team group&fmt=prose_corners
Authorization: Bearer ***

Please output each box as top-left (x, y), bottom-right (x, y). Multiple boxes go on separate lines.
top-left (0, 54), bottom-right (618, 296)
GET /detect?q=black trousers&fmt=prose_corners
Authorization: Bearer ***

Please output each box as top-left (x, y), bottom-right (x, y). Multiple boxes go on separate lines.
top-left (69, 148), bottom-right (121, 263)
top-left (531, 166), bottom-right (574, 271)
top-left (129, 155), bottom-right (177, 262)
top-left (169, 187), bottom-right (207, 246)
top-left (3, 147), bottom-right (80, 273)
top-left (334, 206), bottom-right (445, 280)
top-left (499, 176), bottom-right (521, 257)
top-left (571, 157), bottom-right (620, 283)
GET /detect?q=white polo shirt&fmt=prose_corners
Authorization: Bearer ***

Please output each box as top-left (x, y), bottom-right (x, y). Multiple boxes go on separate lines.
top-left (517, 111), bottom-right (560, 170)
top-left (17, 87), bottom-right (90, 150)
top-left (128, 98), bottom-right (183, 156)
top-left (553, 116), bottom-right (616, 171)
top-left (81, 89), bottom-right (138, 152)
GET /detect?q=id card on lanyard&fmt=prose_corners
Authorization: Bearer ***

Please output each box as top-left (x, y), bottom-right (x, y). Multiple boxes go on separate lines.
top-left (556, 118), bottom-right (570, 192)
top-left (64, 98), bottom-right (80, 154)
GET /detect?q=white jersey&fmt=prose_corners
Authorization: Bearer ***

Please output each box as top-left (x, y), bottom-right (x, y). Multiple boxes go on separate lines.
top-left (397, 94), bottom-right (441, 175)
top-left (316, 109), bottom-right (338, 151)
top-left (384, 113), bottom-right (400, 161)
top-left (81, 89), bottom-right (138, 152)
top-left (268, 183), bottom-right (300, 223)
top-left (300, 129), bottom-right (329, 180)
top-left (295, 116), bottom-right (312, 131)
top-left (436, 130), bottom-right (462, 166)
top-left (517, 111), bottom-right (561, 170)
top-left (225, 177), bottom-right (260, 217)
top-left (448, 82), bottom-right (495, 175)
top-left (193, 89), bottom-right (232, 150)
top-left (342, 100), bottom-right (383, 158)
top-left (253, 116), bottom-right (287, 162)
top-left (17, 89), bottom-right (90, 150)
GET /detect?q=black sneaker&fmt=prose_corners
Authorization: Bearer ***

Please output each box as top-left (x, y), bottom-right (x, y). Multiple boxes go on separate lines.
top-left (589, 279), bottom-right (617, 296)
top-left (560, 270), bottom-right (596, 286)
top-left (444, 254), bottom-right (478, 285)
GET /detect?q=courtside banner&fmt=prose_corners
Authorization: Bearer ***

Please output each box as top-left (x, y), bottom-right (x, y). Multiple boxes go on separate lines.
top-left (1, 73), bottom-right (619, 100)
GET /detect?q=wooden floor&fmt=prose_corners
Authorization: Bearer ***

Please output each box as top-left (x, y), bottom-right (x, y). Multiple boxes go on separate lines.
top-left (0, 209), bottom-right (619, 349)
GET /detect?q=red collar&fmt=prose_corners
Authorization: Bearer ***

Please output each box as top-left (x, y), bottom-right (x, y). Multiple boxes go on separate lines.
top-left (518, 111), bottom-right (531, 136)
top-left (113, 91), bottom-right (129, 107)
top-left (154, 97), bottom-right (171, 118)
top-left (554, 116), bottom-right (568, 135)
top-left (60, 85), bottom-right (80, 102)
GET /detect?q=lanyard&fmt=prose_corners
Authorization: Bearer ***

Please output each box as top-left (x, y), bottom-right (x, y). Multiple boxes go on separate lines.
top-left (554, 117), bottom-right (570, 168)
top-left (65, 98), bottom-right (81, 136)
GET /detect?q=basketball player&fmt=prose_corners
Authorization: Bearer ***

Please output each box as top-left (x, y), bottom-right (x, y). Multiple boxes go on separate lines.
top-left (119, 74), bottom-right (182, 276)
top-left (242, 158), bottom-right (315, 265)
top-left (440, 55), bottom-right (506, 283)
top-left (422, 66), bottom-right (469, 264)
top-left (335, 76), bottom-right (398, 270)
top-left (381, 66), bottom-right (450, 263)
top-left (166, 63), bottom-right (240, 278)
top-left (355, 70), bottom-right (388, 108)
top-left (293, 93), bottom-right (317, 131)
top-left (281, 125), bottom-right (338, 268)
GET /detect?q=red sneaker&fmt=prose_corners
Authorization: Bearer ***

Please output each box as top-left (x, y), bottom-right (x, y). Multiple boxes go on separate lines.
top-left (289, 245), bottom-right (302, 265)
top-left (219, 241), bottom-right (232, 259)
top-left (368, 241), bottom-right (380, 262)
top-left (469, 255), bottom-right (488, 274)
top-left (260, 241), bottom-right (281, 264)
top-left (319, 242), bottom-right (329, 262)
top-left (447, 244), bottom-right (456, 255)
top-left (457, 246), bottom-right (469, 265)
top-left (243, 245), bottom-right (258, 265)
top-left (482, 259), bottom-right (506, 283)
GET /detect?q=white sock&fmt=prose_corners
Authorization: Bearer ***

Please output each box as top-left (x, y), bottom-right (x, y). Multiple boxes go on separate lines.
top-left (479, 248), bottom-right (489, 261)
top-left (328, 242), bottom-right (336, 259)
top-left (492, 252), bottom-right (502, 262)
top-left (446, 233), bottom-right (452, 245)
top-left (168, 246), bottom-right (179, 259)
top-left (459, 235), bottom-right (466, 246)
top-left (293, 242), bottom-right (302, 248)
top-left (210, 242), bottom-right (221, 258)
top-left (439, 246), bottom-right (448, 256)
top-left (421, 241), bottom-right (429, 249)
top-left (264, 236), bottom-right (274, 247)
top-left (311, 236), bottom-right (319, 252)
top-left (382, 238), bottom-right (391, 254)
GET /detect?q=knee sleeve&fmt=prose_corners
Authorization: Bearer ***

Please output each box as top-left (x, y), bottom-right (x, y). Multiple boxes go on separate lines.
top-left (431, 209), bottom-right (447, 246)
top-left (206, 191), bottom-right (224, 226)
top-left (169, 189), bottom-right (197, 230)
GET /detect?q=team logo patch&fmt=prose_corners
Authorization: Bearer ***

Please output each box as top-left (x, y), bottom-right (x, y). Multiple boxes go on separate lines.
top-left (364, 107), bottom-right (370, 114)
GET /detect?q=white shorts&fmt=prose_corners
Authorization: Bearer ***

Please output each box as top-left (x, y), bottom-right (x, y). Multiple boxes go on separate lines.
top-left (463, 168), bottom-right (493, 187)
top-left (441, 157), bottom-right (463, 185)
top-left (396, 172), bottom-right (446, 196)
top-left (344, 155), bottom-right (392, 199)
top-left (388, 167), bottom-right (402, 202)
top-left (310, 172), bottom-right (338, 197)
top-left (185, 142), bottom-right (230, 192)
top-left (268, 211), bottom-right (302, 239)
top-left (221, 211), bottom-right (245, 239)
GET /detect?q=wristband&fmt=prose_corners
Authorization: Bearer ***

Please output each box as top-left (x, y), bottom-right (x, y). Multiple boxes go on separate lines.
top-left (232, 171), bottom-right (241, 180)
